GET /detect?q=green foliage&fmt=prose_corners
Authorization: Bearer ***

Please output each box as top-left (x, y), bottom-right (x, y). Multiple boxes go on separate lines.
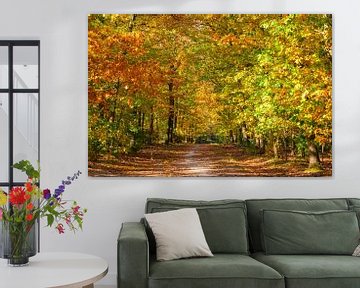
top-left (13, 160), bottom-right (40, 181)
top-left (88, 14), bottom-right (332, 164)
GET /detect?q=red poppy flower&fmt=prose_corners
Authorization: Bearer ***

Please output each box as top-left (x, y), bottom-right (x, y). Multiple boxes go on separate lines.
top-left (26, 214), bottom-right (33, 221)
top-left (9, 187), bottom-right (26, 205)
top-left (26, 203), bottom-right (34, 210)
top-left (24, 193), bottom-right (31, 200)
top-left (25, 182), bottom-right (33, 192)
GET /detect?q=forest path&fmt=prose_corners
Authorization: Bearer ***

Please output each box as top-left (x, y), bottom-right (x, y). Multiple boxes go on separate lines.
top-left (88, 144), bottom-right (332, 177)
top-left (180, 145), bottom-right (215, 176)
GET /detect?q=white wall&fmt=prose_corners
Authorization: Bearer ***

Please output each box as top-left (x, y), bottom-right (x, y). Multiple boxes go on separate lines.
top-left (1, 0), bottom-right (360, 286)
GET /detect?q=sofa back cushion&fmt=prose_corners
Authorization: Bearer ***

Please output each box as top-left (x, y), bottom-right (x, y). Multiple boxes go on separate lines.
top-left (145, 198), bottom-right (249, 254)
top-left (261, 209), bottom-right (359, 255)
top-left (348, 198), bottom-right (360, 207)
top-left (246, 198), bottom-right (349, 252)
top-left (347, 199), bottom-right (360, 228)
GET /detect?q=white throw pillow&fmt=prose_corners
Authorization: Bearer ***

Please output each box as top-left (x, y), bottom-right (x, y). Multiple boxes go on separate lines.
top-left (353, 244), bottom-right (360, 256)
top-left (145, 208), bottom-right (213, 261)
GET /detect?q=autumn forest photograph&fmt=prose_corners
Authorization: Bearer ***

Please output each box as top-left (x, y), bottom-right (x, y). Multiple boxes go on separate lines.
top-left (88, 14), bottom-right (332, 177)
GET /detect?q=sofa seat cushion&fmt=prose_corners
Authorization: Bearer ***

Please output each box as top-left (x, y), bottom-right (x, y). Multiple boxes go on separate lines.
top-left (252, 252), bottom-right (360, 288)
top-left (149, 254), bottom-right (284, 288)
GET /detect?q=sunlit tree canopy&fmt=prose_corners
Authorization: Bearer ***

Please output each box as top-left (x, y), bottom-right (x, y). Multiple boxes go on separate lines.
top-left (88, 14), bottom-right (332, 177)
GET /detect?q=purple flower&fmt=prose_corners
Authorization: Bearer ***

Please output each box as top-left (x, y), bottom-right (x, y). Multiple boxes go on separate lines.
top-left (54, 189), bottom-right (63, 198)
top-left (54, 171), bottom-right (82, 199)
top-left (43, 189), bottom-right (51, 200)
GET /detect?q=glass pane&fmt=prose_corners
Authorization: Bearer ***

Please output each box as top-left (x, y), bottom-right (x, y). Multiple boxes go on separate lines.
top-left (13, 46), bottom-right (38, 89)
top-left (0, 186), bottom-right (8, 193)
top-left (0, 93), bottom-right (9, 182)
top-left (13, 93), bottom-right (39, 182)
top-left (0, 46), bottom-right (8, 89)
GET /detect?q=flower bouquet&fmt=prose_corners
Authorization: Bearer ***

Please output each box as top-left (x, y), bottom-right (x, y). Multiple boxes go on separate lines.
top-left (0, 160), bottom-right (87, 266)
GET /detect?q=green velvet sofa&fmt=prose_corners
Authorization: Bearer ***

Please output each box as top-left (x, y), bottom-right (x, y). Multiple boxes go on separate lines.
top-left (118, 198), bottom-right (360, 288)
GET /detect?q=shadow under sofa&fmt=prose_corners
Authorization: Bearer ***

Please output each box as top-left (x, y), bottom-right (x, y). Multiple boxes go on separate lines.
top-left (118, 198), bottom-right (360, 288)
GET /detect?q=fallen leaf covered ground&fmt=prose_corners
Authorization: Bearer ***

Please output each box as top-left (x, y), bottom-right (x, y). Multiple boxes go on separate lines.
top-left (88, 144), bottom-right (332, 177)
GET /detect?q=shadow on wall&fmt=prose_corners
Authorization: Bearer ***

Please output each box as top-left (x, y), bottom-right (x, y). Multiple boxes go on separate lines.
top-left (87, 0), bottom-right (282, 12)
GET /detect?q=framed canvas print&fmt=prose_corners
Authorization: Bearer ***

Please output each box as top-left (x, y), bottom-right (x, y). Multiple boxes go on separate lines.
top-left (88, 14), bottom-right (332, 177)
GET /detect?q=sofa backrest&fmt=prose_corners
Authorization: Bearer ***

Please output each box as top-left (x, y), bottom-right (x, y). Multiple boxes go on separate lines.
top-left (245, 198), bottom-right (349, 252)
top-left (348, 198), bottom-right (360, 207)
top-left (145, 198), bottom-right (249, 254)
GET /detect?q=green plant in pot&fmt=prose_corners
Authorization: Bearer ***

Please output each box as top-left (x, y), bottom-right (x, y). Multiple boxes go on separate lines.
top-left (0, 160), bottom-right (86, 266)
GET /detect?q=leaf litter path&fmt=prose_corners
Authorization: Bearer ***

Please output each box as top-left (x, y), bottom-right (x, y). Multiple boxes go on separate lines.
top-left (182, 145), bottom-right (213, 176)
top-left (88, 144), bottom-right (332, 177)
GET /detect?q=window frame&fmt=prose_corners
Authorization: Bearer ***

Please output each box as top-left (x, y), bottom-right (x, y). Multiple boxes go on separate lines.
top-left (0, 40), bottom-right (40, 252)
top-left (0, 40), bottom-right (40, 190)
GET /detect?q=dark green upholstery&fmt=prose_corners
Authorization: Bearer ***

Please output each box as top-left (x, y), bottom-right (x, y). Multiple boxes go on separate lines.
top-left (118, 198), bottom-right (360, 288)
top-left (347, 199), bottom-right (360, 228)
top-left (118, 222), bottom-right (148, 288)
top-left (349, 206), bottom-right (360, 228)
top-left (253, 252), bottom-right (360, 288)
top-left (348, 198), bottom-right (360, 207)
top-left (149, 254), bottom-right (284, 288)
top-left (146, 198), bottom-right (249, 254)
top-left (261, 209), bottom-right (359, 255)
top-left (246, 198), bottom-right (349, 252)
top-left (146, 198), bottom-right (247, 213)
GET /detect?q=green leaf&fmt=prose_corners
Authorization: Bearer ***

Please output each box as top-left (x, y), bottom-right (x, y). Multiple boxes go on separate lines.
top-left (47, 214), bottom-right (55, 227)
top-left (13, 160), bottom-right (40, 180)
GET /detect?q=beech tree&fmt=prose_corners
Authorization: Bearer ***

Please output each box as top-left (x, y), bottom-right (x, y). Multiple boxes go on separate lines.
top-left (88, 14), bottom-right (332, 168)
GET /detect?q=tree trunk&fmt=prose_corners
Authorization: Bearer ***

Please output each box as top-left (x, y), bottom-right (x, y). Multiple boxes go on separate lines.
top-left (229, 130), bottom-right (234, 143)
top-left (273, 137), bottom-right (279, 159)
top-left (149, 107), bottom-right (154, 144)
top-left (255, 137), bottom-right (260, 152)
top-left (241, 124), bottom-right (248, 146)
top-left (174, 113), bottom-right (178, 142)
top-left (128, 14), bottom-right (137, 32)
top-left (308, 137), bottom-right (321, 168)
top-left (273, 143), bottom-right (278, 158)
top-left (258, 137), bottom-right (265, 154)
top-left (282, 138), bottom-right (288, 161)
top-left (166, 81), bottom-right (175, 144)
top-left (290, 136), bottom-right (296, 156)
top-left (237, 128), bottom-right (242, 145)
top-left (137, 110), bottom-right (142, 128)
top-left (111, 79), bottom-right (121, 123)
top-left (321, 143), bottom-right (325, 162)
top-left (141, 112), bottom-right (145, 131)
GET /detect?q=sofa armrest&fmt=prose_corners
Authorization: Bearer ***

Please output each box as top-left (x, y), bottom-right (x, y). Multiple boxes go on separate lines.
top-left (118, 222), bottom-right (149, 288)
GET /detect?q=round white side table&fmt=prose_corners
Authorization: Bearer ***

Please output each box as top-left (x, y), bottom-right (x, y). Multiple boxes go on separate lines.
top-left (0, 252), bottom-right (108, 288)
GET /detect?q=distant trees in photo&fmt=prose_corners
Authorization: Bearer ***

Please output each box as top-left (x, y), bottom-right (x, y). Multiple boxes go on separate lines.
top-left (88, 14), bottom-right (332, 170)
